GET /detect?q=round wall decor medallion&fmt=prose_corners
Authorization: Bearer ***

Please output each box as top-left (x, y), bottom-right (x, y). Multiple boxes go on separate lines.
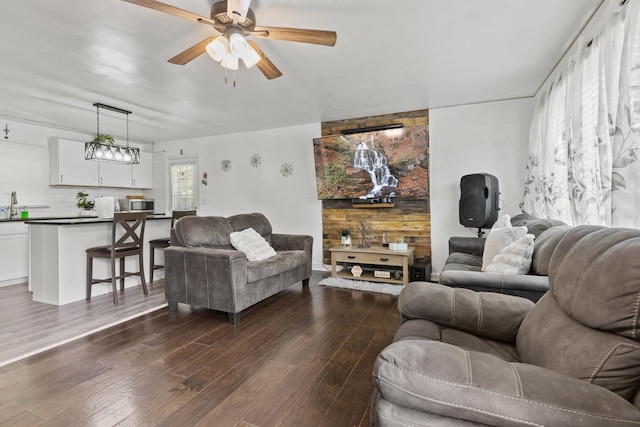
top-left (221, 159), bottom-right (232, 172)
top-left (250, 154), bottom-right (261, 167)
top-left (280, 162), bottom-right (293, 177)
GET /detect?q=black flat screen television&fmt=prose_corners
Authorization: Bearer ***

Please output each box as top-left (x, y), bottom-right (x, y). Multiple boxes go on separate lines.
top-left (312, 125), bottom-right (428, 200)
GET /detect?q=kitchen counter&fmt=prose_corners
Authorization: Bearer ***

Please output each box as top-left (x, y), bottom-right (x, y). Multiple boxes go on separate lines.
top-left (28, 215), bottom-right (171, 305)
top-left (0, 215), bottom-right (97, 223)
top-left (0, 213), bottom-right (167, 223)
top-left (25, 214), bottom-right (169, 225)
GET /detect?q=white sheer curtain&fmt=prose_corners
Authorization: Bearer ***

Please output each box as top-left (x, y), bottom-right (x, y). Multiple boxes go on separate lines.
top-left (522, 0), bottom-right (640, 227)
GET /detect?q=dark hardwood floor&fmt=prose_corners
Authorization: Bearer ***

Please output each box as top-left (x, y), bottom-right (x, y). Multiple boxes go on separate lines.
top-left (0, 271), bottom-right (400, 426)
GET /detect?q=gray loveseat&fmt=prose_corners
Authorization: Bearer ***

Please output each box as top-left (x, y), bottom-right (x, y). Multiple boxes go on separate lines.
top-left (164, 213), bottom-right (313, 324)
top-left (372, 224), bottom-right (640, 426)
top-left (439, 213), bottom-right (568, 301)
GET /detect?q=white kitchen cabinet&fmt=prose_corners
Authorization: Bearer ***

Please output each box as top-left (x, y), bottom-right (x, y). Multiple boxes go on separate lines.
top-left (98, 161), bottom-right (131, 188)
top-left (131, 151), bottom-right (153, 188)
top-left (49, 138), bottom-right (99, 186)
top-left (49, 137), bottom-right (151, 189)
top-left (0, 222), bottom-right (28, 287)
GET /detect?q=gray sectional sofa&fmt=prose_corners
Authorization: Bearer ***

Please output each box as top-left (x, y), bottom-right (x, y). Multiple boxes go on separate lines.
top-left (164, 213), bottom-right (313, 324)
top-left (439, 213), bottom-right (568, 301)
top-left (372, 224), bottom-right (640, 426)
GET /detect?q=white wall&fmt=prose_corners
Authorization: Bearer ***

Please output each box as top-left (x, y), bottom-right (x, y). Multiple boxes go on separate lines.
top-left (153, 123), bottom-right (325, 269)
top-left (0, 119), bottom-right (151, 217)
top-left (153, 102), bottom-right (533, 276)
top-left (2, 100), bottom-right (533, 277)
top-left (429, 98), bottom-right (534, 278)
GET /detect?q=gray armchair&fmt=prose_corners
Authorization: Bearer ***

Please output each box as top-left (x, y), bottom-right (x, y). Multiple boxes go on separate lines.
top-left (164, 213), bottom-right (312, 324)
top-left (372, 225), bottom-right (640, 426)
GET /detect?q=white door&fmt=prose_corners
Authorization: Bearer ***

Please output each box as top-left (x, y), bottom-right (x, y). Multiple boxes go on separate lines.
top-left (168, 158), bottom-right (198, 211)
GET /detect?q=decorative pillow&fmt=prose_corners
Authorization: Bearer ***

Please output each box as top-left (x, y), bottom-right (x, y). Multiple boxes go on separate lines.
top-left (481, 226), bottom-right (528, 271)
top-left (484, 234), bottom-right (535, 275)
top-left (492, 214), bottom-right (511, 229)
top-left (229, 227), bottom-right (277, 261)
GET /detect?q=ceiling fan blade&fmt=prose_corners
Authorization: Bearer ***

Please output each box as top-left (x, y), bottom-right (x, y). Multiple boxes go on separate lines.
top-left (227, 0), bottom-right (251, 25)
top-left (168, 36), bottom-right (216, 65)
top-left (121, 0), bottom-right (217, 26)
top-left (248, 40), bottom-right (282, 80)
top-left (252, 26), bottom-right (337, 46)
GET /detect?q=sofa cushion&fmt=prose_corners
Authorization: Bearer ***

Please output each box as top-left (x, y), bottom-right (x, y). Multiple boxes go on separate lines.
top-left (441, 252), bottom-right (482, 272)
top-left (481, 226), bottom-right (527, 271)
top-left (528, 225), bottom-right (572, 275)
top-left (374, 339), bottom-right (640, 427)
top-left (173, 216), bottom-right (234, 247)
top-left (245, 250), bottom-right (308, 282)
top-left (484, 234), bottom-right (535, 275)
top-left (549, 226), bottom-right (640, 339)
top-left (518, 293), bottom-right (640, 401)
top-left (518, 225), bottom-right (640, 400)
top-left (399, 282), bottom-right (534, 343)
top-left (230, 227), bottom-right (277, 261)
top-left (395, 319), bottom-right (521, 362)
top-left (511, 213), bottom-right (567, 238)
top-left (228, 213), bottom-right (273, 245)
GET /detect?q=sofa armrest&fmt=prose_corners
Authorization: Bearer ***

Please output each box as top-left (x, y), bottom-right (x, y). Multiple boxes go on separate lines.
top-left (164, 246), bottom-right (248, 307)
top-left (399, 282), bottom-right (534, 342)
top-left (448, 236), bottom-right (486, 256)
top-left (374, 339), bottom-right (640, 427)
top-left (271, 233), bottom-right (313, 279)
top-left (271, 233), bottom-right (312, 252)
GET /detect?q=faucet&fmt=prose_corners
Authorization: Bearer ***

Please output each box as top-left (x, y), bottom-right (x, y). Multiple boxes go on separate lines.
top-left (9, 191), bottom-right (17, 219)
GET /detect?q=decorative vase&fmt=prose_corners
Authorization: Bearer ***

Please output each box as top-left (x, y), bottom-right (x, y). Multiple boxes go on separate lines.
top-left (341, 236), bottom-right (351, 246)
top-left (351, 265), bottom-right (363, 277)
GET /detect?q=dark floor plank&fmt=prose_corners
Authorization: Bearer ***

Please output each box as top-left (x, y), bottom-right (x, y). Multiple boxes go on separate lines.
top-left (0, 271), bottom-right (401, 426)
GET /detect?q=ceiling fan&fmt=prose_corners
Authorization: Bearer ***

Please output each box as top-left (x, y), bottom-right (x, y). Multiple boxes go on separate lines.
top-left (122, 0), bottom-right (337, 81)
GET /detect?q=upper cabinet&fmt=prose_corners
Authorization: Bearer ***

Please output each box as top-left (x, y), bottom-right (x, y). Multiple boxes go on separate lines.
top-left (48, 138), bottom-right (153, 189)
top-left (99, 161), bottom-right (131, 188)
top-left (131, 152), bottom-right (153, 189)
top-left (49, 138), bottom-right (99, 186)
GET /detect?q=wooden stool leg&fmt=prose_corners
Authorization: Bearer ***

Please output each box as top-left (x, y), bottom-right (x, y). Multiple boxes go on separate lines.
top-left (120, 258), bottom-right (125, 292)
top-left (86, 253), bottom-right (93, 300)
top-left (150, 246), bottom-right (155, 283)
top-left (112, 255), bottom-right (118, 305)
top-left (139, 254), bottom-right (148, 296)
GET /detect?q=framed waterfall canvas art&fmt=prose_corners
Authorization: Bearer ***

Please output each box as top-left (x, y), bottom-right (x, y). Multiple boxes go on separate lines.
top-left (312, 125), bottom-right (428, 200)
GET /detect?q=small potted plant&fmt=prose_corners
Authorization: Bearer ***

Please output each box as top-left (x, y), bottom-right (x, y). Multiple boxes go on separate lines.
top-left (76, 191), bottom-right (95, 216)
top-left (92, 134), bottom-right (115, 144)
top-left (340, 229), bottom-right (351, 246)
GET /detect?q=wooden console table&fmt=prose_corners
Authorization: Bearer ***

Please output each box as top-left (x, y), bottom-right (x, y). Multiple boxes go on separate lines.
top-left (330, 246), bottom-right (414, 285)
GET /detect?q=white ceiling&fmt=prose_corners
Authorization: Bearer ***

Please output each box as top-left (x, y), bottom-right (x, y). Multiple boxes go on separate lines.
top-left (0, 0), bottom-right (602, 144)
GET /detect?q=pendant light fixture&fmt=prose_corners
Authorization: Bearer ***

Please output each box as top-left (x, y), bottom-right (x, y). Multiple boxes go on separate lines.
top-left (84, 103), bottom-right (140, 164)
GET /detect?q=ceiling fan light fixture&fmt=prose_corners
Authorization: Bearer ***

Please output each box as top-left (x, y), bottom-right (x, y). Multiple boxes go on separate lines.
top-left (221, 53), bottom-right (239, 70)
top-left (229, 32), bottom-right (250, 58)
top-left (242, 45), bottom-right (261, 68)
top-left (206, 36), bottom-right (230, 62)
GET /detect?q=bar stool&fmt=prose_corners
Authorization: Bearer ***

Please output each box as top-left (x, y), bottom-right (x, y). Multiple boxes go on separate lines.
top-left (149, 209), bottom-right (197, 282)
top-left (86, 212), bottom-right (148, 305)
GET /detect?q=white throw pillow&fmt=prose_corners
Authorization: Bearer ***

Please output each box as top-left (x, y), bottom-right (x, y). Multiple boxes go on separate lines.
top-left (484, 234), bottom-right (535, 275)
top-left (229, 227), bottom-right (277, 261)
top-left (481, 226), bottom-right (528, 271)
top-left (492, 214), bottom-right (511, 229)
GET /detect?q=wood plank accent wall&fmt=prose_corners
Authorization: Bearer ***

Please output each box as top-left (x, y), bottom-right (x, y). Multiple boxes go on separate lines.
top-left (320, 109), bottom-right (431, 266)
top-left (321, 198), bottom-right (431, 265)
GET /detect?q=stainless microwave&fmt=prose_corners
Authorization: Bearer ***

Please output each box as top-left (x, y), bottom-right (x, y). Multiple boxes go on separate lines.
top-left (118, 199), bottom-right (155, 212)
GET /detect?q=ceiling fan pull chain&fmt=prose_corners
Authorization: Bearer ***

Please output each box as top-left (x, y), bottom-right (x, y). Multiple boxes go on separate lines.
top-left (225, 68), bottom-right (228, 85)
top-left (234, 70), bottom-right (237, 88)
